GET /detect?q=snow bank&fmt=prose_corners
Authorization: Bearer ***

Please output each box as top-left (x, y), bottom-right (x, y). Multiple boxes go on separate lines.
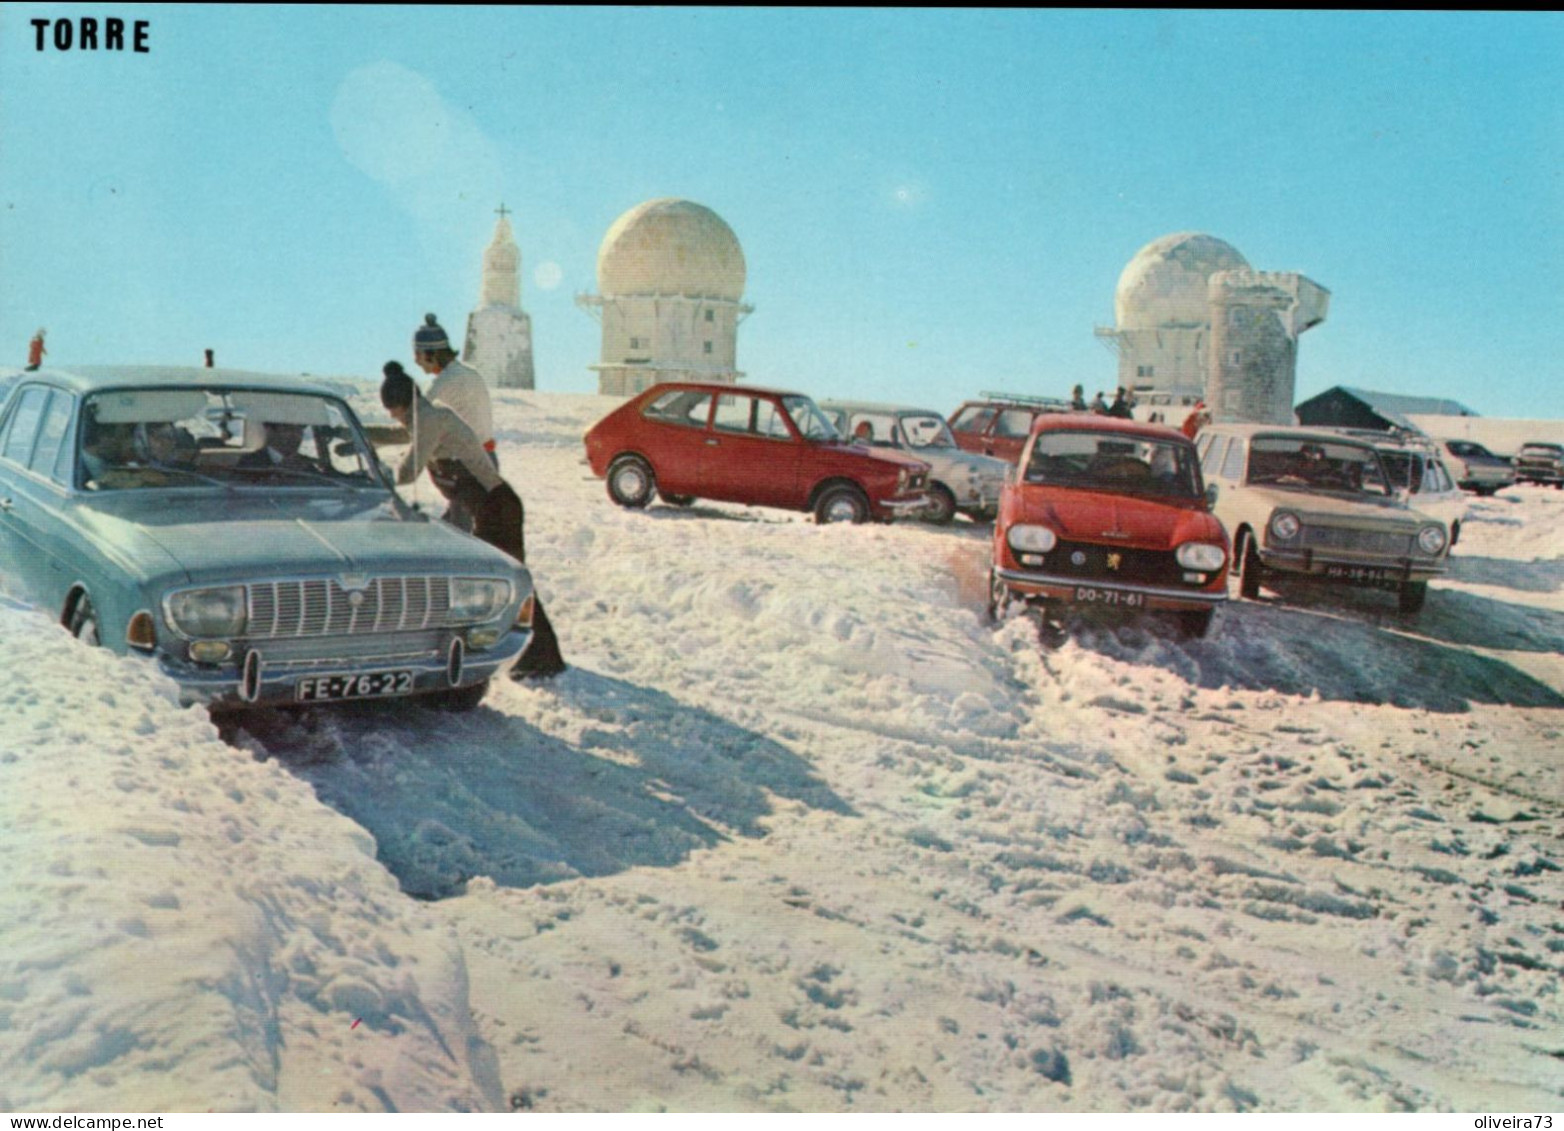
top-left (0, 604), bottom-right (500, 1111)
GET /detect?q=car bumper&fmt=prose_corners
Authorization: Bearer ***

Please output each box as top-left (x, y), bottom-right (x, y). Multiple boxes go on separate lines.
top-left (160, 626), bottom-right (532, 708)
top-left (996, 567), bottom-right (1226, 611)
top-left (1257, 550), bottom-right (1446, 584)
top-left (874, 491), bottom-right (932, 519)
top-left (1516, 467), bottom-right (1563, 483)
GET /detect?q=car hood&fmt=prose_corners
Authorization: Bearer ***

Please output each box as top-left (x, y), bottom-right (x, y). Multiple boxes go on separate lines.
top-left (822, 442), bottom-right (930, 472)
top-left (71, 489), bottom-right (520, 582)
top-left (1229, 484), bottom-right (1420, 526)
top-left (1012, 489), bottom-right (1224, 548)
top-left (919, 448), bottom-right (1010, 478)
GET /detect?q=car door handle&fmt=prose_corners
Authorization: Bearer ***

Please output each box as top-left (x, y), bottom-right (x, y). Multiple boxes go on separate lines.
top-left (705, 438), bottom-right (720, 446)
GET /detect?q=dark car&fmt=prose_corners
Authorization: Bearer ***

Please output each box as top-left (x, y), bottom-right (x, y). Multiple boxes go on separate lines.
top-left (1514, 442), bottom-right (1564, 488)
top-left (0, 367), bottom-right (538, 711)
top-left (1442, 440), bottom-right (1515, 496)
top-left (583, 382), bottom-right (931, 524)
top-left (950, 391), bottom-right (1075, 465)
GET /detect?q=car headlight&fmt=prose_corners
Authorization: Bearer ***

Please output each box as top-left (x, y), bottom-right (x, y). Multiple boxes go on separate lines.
top-left (165, 586), bottom-right (248, 638)
top-left (450, 578), bottom-right (513, 623)
top-left (1007, 524), bottom-right (1057, 553)
top-left (1268, 511), bottom-right (1302, 542)
top-left (1175, 542), bottom-right (1227, 571)
top-left (1417, 524), bottom-right (1447, 554)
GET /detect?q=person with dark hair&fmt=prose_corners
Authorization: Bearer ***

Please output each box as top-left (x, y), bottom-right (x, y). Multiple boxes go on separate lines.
top-left (409, 313), bottom-right (495, 532)
top-left (381, 361), bottom-right (566, 679)
top-left (1070, 384), bottom-right (1087, 412)
top-left (1107, 387), bottom-right (1133, 419)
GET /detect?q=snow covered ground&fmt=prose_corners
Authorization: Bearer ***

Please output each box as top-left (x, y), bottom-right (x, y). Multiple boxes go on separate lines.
top-left (1, 385), bottom-right (1561, 1112)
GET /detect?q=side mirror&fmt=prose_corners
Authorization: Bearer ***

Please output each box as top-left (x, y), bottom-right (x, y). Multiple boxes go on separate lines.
top-left (1204, 483), bottom-right (1219, 508)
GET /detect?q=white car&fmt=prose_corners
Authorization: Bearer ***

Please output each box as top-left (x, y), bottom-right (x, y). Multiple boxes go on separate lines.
top-left (820, 400), bottom-right (1010, 523)
top-left (1354, 431), bottom-right (1468, 547)
top-left (1195, 424), bottom-right (1452, 616)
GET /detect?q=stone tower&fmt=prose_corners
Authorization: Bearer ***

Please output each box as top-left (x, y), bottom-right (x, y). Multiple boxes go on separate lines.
top-left (576, 198), bottom-right (752, 397)
top-left (1096, 232), bottom-right (1329, 422)
top-left (463, 205), bottom-right (535, 390)
top-left (1206, 271), bottom-right (1330, 425)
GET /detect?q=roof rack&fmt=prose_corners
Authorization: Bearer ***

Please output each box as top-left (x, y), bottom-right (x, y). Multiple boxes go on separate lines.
top-left (978, 390), bottom-right (1074, 409)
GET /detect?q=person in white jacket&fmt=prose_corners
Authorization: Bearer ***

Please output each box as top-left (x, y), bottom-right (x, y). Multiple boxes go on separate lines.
top-left (411, 313), bottom-right (494, 531)
top-left (382, 361), bottom-right (566, 679)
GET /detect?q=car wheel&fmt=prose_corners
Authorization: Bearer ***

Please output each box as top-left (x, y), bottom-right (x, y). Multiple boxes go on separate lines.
top-left (1234, 531), bottom-right (1263, 600)
top-left (607, 455), bottom-right (655, 508)
top-left (922, 483), bottom-right (957, 525)
top-left (1398, 580), bottom-right (1428, 616)
top-left (659, 491), bottom-right (695, 507)
top-left (425, 680), bottom-right (489, 711)
top-left (67, 594), bottom-right (102, 647)
top-left (814, 484), bottom-right (870, 525)
top-left (1176, 608), bottom-right (1214, 639)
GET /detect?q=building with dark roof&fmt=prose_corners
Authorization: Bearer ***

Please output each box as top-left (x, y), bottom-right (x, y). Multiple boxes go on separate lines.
top-left (1295, 386), bottom-right (1477, 433)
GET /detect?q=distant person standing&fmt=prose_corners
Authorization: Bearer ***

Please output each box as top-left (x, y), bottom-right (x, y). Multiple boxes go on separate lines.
top-left (1070, 384), bottom-right (1087, 412)
top-left (1090, 391), bottom-right (1108, 414)
top-left (25, 329), bottom-right (46, 371)
top-left (1107, 388), bottom-right (1133, 419)
top-left (1181, 401), bottom-right (1211, 440)
top-left (411, 313), bottom-right (495, 531)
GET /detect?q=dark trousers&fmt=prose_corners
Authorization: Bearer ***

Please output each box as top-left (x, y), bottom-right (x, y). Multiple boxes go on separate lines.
top-left (470, 482), bottom-right (566, 676)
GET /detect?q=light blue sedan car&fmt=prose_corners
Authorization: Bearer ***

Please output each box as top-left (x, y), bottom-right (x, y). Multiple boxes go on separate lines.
top-left (0, 366), bottom-right (536, 711)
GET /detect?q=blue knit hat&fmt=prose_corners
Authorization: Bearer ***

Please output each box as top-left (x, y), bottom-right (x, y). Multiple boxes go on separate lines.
top-left (412, 313), bottom-right (450, 354)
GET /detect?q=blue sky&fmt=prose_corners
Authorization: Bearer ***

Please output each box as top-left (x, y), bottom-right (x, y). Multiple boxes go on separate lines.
top-left (2, 6), bottom-right (1560, 418)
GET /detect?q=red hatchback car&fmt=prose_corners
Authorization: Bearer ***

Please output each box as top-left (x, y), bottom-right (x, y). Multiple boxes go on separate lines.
top-left (990, 415), bottom-right (1230, 638)
top-left (583, 382), bottom-right (932, 524)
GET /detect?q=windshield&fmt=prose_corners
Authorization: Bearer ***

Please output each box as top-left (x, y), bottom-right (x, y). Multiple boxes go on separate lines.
top-left (783, 395), bottom-right (842, 442)
top-left (1023, 430), bottom-right (1202, 499)
top-left (79, 388), bottom-right (384, 492)
top-left (897, 413), bottom-right (957, 450)
top-left (1245, 436), bottom-right (1393, 498)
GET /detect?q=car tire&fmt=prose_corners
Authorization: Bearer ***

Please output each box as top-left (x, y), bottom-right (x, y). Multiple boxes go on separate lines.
top-left (659, 491), bottom-right (695, 507)
top-left (1236, 531), bottom-right (1263, 600)
top-left (814, 483), bottom-right (870, 525)
top-left (922, 483), bottom-right (957, 525)
top-left (1398, 580), bottom-right (1428, 616)
top-left (607, 455), bottom-right (655, 509)
top-left (425, 680), bottom-right (489, 712)
top-left (1176, 608), bottom-right (1214, 639)
top-left (67, 594), bottom-right (102, 647)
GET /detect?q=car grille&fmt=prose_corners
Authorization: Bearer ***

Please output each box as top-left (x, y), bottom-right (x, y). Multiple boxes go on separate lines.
top-left (1300, 526), bottom-right (1413, 556)
top-left (247, 576), bottom-right (453, 639)
top-left (1038, 540), bottom-right (1193, 586)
